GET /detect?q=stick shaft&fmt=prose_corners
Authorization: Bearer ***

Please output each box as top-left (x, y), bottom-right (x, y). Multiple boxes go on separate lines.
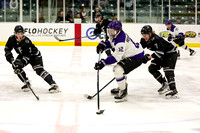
top-left (89, 78), bottom-right (115, 99)
top-left (97, 52), bottom-right (101, 110)
top-left (12, 62), bottom-right (39, 100)
top-left (54, 34), bottom-right (104, 42)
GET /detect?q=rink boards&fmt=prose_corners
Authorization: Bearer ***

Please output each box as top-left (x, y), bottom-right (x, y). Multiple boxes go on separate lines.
top-left (0, 23), bottom-right (200, 47)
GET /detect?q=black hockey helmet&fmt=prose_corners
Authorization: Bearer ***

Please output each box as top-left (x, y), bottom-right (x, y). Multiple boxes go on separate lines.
top-left (95, 13), bottom-right (104, 20)
top-left (14, 25), bottom-right (24, 33)
top-left (141, 25), bottom-right (152, 35)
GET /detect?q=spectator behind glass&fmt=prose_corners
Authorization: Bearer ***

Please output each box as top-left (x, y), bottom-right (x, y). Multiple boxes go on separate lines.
top-left (68, 7), bottom-right (78, 22)
top-left (75, 13), bottom-right (85, 23)
top-left (125, 0), bottom-right (133, 10)
top-left (112, 14), bottom-right (117, 20)
top-left (175, 17), bottom-right (182, 24)
top-left (55, 10), bottom-right (73, 23)
top-left (80, 7), bottom-right (87, 23)
top-left (100, 0), bottom-right (109, 9)
top-left (184, 17), bottom-right (194, 24)
top-left (93, 7), bottom-right (102, 22)
top-left (34, 13), bottom-right (45, 23)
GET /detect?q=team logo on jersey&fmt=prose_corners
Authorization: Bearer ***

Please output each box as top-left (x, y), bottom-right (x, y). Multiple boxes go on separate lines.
top-left (86, 27), bottom-right (98, 40)
top-left (185, 31), bottom-right (196, 38)
top-left (25, 39), bottom-right (30, 43)
top-left (159, 31), bottom-right (169, 38)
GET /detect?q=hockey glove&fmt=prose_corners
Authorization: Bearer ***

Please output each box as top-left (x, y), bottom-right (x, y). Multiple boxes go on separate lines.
top-left (175, 34), bottom-right (184, 40)
top-left (5, 52), bottom-right (14, 64)
top-left (96, 41), bottom-right (106, 54)
top-left (13, 59), bottom-right (24, 74)
top-left (142, 54), bottom-right (151, 64)
top-left (94, 59), bottom-right (106, 70)
top-left (167, 34), bottom-right (173, 41)
top-left (140, 38), bottom-right (147, 48)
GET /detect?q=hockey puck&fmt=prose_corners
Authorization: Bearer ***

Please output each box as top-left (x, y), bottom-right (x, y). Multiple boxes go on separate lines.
top-left (96, 109), bottom-right (104, 115)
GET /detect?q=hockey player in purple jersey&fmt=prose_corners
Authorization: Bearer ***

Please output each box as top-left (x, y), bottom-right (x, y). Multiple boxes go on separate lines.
top-left (4, 25), bottom-right (59, 93)
top-left (165, 20), bottom-right (196, 59)
top-left (94, 21), bottom-right (144, 102)
top-left (141, 25), bottom-right (178, 98)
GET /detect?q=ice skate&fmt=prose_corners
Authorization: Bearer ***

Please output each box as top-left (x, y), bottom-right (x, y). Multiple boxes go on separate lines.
top-left (49, 84), bottom-right (60, 93)
top-left (111, 87), bottom-right (120, 95)
top-left (111, 83), bottom-right (127, 95)
top-left (21, 81), bottom-right (31, 92)
top-left (165, 89), bottom-right (179, 99)
top-left (114, 88), bottom-right (128, 103)
top-left (189, 49), bottom-right (196, 56)
top-left (158, 82), bottom-right (170, 95)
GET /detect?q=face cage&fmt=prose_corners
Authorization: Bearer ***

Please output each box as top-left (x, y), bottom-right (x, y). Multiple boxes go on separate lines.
top-left (107, 28), bottom-right (117, 39)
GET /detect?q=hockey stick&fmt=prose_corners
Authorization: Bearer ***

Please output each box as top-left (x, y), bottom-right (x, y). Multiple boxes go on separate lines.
top-left (12, 62), bottom-right (39, 101)
top-left (54, 33), bottom-right (104, 42)
top-left (84, 77), bottom-right (115, 100)
top-left (96, 52), bottom-right (104, 115)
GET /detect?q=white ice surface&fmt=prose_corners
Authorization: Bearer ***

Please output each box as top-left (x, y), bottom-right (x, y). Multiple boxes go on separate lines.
top-left (0, 46), bottom-right (200, 133)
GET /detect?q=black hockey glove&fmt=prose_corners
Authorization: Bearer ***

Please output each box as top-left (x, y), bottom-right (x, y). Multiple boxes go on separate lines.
top-left (175, 35), bottom-right (184, 40)
top-left (94, 59), bottom-right (106, 70)
top-left (13, 59), bottom-right (24, 74)
top-left (142, 54), bottom-right (151, 64)
top-left (140, 38), bottom-right (147, 48)
top-left (167, 34), bottom-right (173, 41)
top-left (105, 49), bottom-right (112, 56)
top-left (5, 52), bottom-right (14, 64)
top-left (96, 41), bottom-right (106, 54)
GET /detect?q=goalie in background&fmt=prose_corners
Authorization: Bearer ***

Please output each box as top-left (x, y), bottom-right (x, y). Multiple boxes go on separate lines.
top-left (165, 20), bottom-right (196, 59)
top-left (4, 25), bottom-right (60, 93)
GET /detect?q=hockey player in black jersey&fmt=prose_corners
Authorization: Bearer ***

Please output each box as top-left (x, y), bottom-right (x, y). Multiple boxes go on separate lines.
top-left (140, 25), bottom-right (178, 98)
top-left (93, 14), bottom-right (112, 56)
top-left (4, 25), bottom-right (60, 93)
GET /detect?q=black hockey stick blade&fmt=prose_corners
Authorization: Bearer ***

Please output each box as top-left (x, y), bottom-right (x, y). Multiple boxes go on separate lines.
top-left (84, 94), bottom-right (93, 99)
top-left (54, 35), bottom-right (61, 41)
top-left (36, 95), bottom-right (40, 100)
top-left (96, 109), bottom-right (104, 115)
top-left (84, 78), bottom-right (115, 100)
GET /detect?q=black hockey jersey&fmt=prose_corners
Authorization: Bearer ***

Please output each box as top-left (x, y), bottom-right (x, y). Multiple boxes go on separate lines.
top-left (4, 35), bottom-right (41, 65)
top-left (140, 34), bottom-right (176, 59)
top-left (93, 19), bottom-right (112, 40)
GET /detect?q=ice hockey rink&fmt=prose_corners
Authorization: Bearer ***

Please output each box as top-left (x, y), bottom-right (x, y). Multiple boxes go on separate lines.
top-left (0, 46), bottom-right (200, 133)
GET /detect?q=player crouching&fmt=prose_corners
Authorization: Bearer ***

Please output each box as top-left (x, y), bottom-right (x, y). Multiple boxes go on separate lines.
top-left (4, 25), bottom-right (60, 93)
top-left (94, 21), bottom-right (144, 102)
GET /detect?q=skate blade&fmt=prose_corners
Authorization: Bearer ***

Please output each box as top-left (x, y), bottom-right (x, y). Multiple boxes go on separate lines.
top-left (22, 88), bottom-right (30, 92)
top-left (190, 51), bottom-right (197, 56)
top-left (158, 88), bottom-right (170, 95)
top-left (115, 97), bottom-right (128, 103)
top-left (111, 92), bottom-right (119, 96)
top-left (165, 94), bottom-right (179, 99)
top-left (49, 89), bottom-right (61, 93)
